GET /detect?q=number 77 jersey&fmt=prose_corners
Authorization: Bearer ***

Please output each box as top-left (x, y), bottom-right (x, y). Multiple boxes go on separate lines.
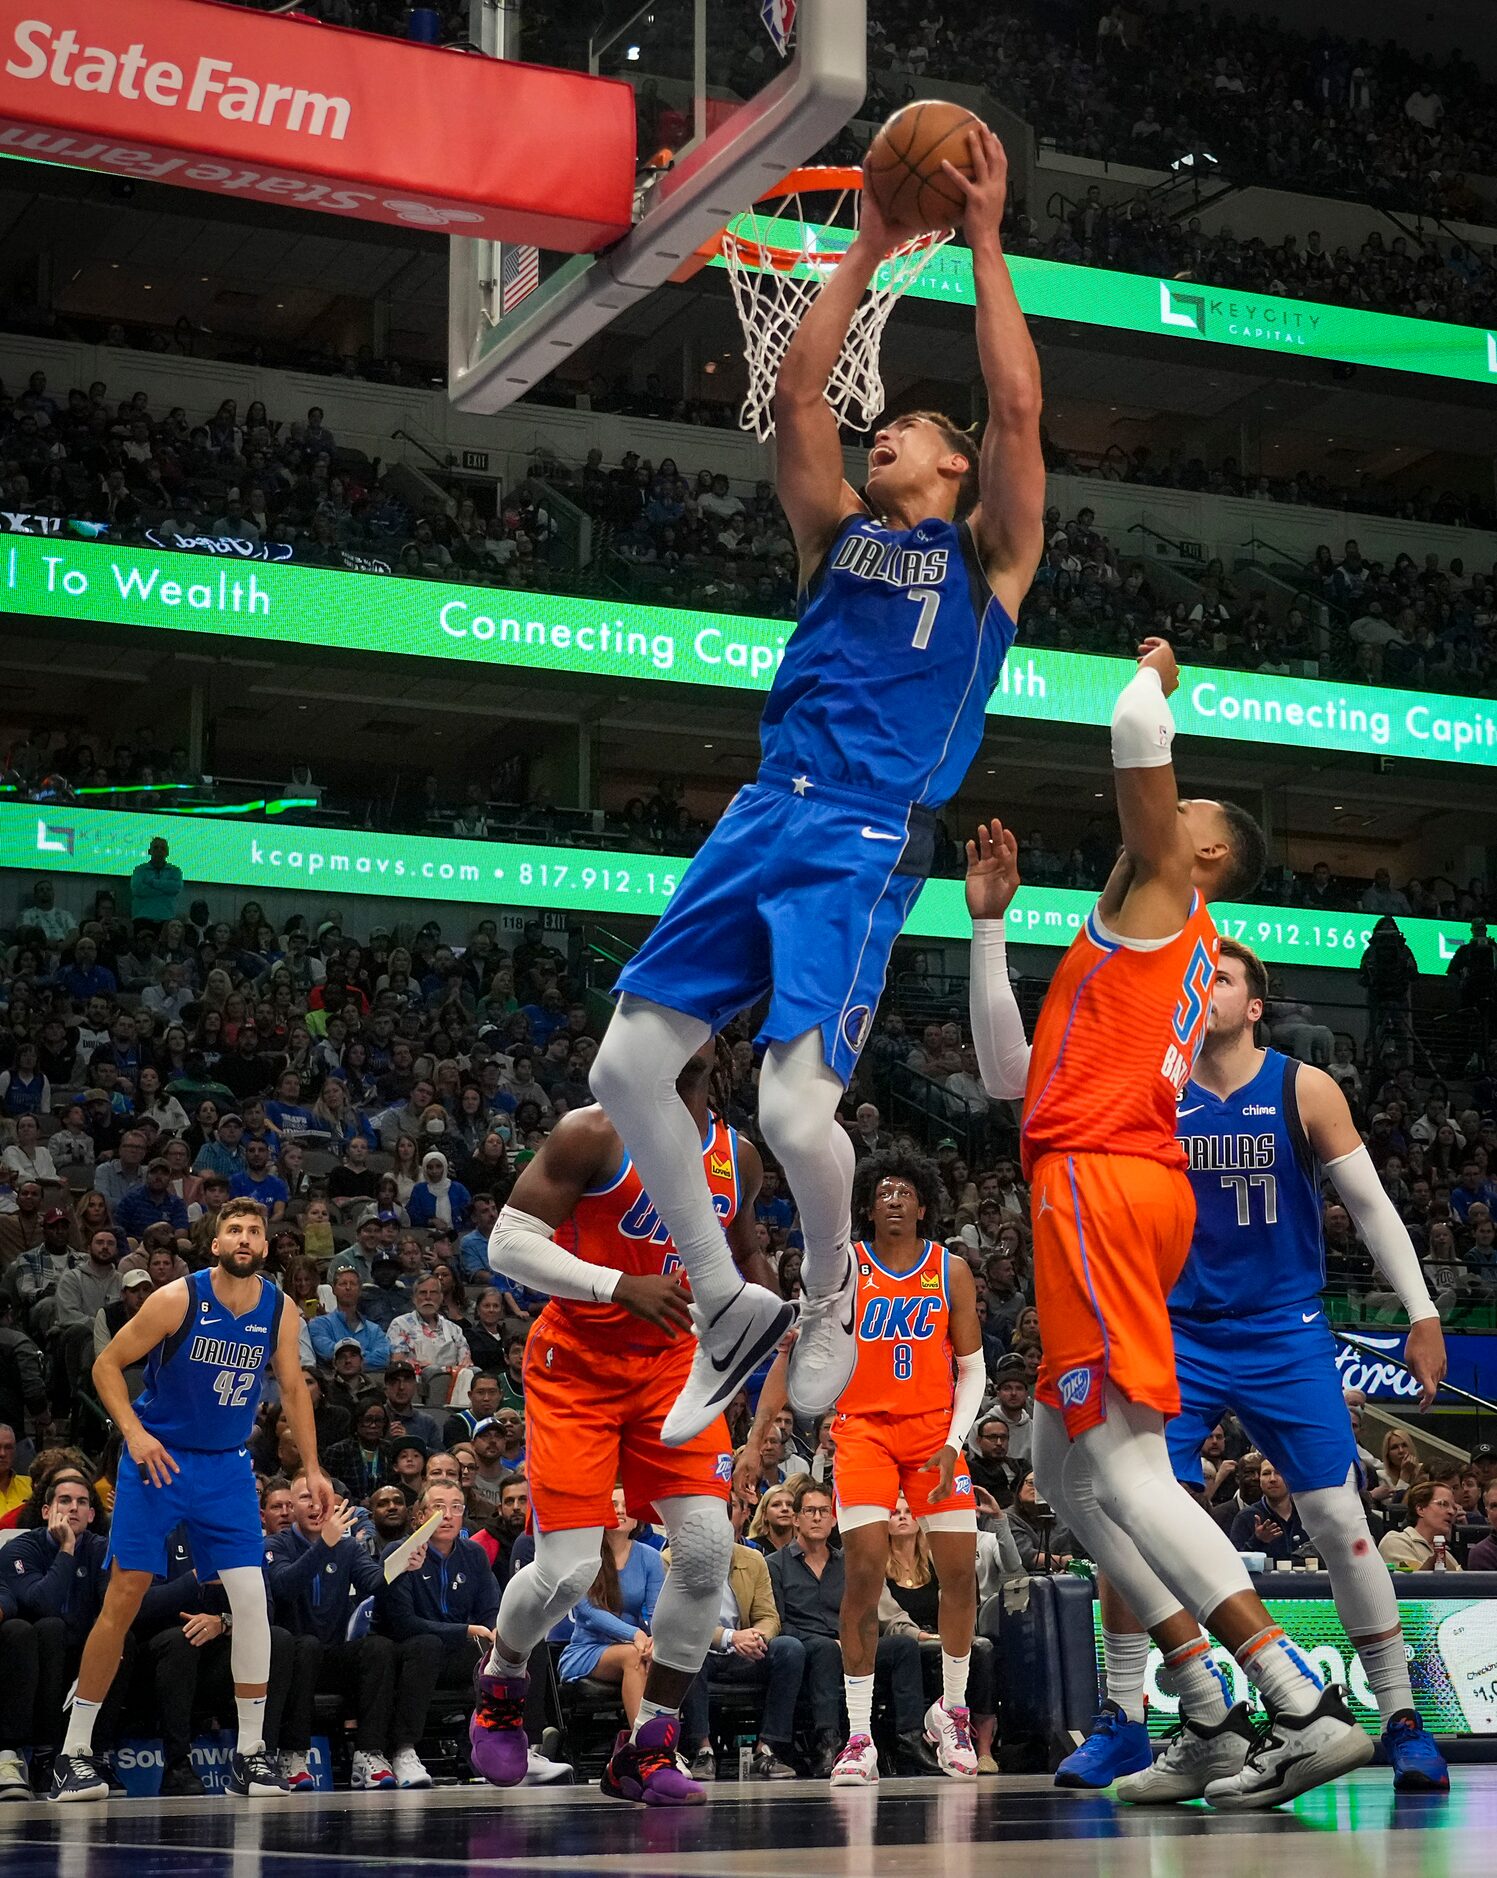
top-left (1170, 1047), bottom-right (1328, 1318)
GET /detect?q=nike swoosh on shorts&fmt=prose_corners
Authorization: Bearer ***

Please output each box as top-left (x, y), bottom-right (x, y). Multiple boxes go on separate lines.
top-left (860, 828), bottom-right (900, 841)
top-left (1301, 1311), bottom-right (1321, 1323)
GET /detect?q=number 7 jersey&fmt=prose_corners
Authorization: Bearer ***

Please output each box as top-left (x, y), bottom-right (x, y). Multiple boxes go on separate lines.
top-left (1170, 1048), bottom-right (1327, 1319)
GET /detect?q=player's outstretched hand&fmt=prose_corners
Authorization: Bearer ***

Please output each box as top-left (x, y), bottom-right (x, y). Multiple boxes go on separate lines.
top-left (614, 1272), bottom-right (694, 1337)
top-left (965, 817), bottom-right (1022, 923)
top-left (939, 125), bottom-right (1008, 243)
top-left (918, 1444), bottom-right (959, 1506)
top-left (1136, 635), bottom-right (1180, 696)
top-left (1404, 1315), bottom-right (1447, 1410)
top-left (856, 161), bottom-right (906, 252)
top-left (128, 1427), bottom-right (180, 1490)
top-left (731, 1444), bottom-right (764, 1504)
top-left (305, 1466), bottom-right (338, 1524)
top-left (320, 1497), bottom-right (355, 1548)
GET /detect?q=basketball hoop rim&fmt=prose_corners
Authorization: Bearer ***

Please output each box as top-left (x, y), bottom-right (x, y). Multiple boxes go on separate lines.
top-left (703, 164), bottom-right (944, 273)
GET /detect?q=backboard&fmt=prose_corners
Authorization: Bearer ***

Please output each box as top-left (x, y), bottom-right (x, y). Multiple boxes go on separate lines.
top-left (447, 0), bottom-right (866, 415)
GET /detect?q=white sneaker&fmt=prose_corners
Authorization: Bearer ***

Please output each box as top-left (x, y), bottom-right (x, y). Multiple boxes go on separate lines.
top-left (1115, 1703), bottom-right (1253, 1804)
top-left (391, 1746), bottom-right (433, 1790)
top-left (279, 1750), bottom-right (315, 1792)
top-left (660, 1282), bottom-right (796, 1447)
top-left (0, 1748), bottom-right (29, 1801)
top-left (787, 1252), bottom-right (856, 1420)
top-left (829, 1734), bottom-right (879, 1787)
top-left (350, 1750), bottom-right (396, 1791)
top-left (1204, 1685), bottom-right (1375, 1811)
top-left (923, 1701), bottom-right (978, 1780)
top-left (524, 1745), bottom-right (573, 1785)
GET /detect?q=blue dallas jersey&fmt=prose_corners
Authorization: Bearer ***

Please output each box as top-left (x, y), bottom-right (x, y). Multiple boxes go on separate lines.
top-left (135, 1266), bottom-right (284, 1451)
top-left (761, 512), bottom-right (1016, 809)
top-left (1169, 1049), bottom-right (1326, 1319)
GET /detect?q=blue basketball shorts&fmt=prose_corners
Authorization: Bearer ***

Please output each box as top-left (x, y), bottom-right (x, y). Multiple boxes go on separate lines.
top-left (1165, 1303), bottom-right (1359, 1495)
top-left (614, 768), bottom-right (931, 1082)
top-left (106, 1443), bottom-right (264, 1580)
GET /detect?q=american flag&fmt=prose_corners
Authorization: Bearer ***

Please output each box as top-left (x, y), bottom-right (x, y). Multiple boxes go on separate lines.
top-left (500, 243), bottom-right (540, 317)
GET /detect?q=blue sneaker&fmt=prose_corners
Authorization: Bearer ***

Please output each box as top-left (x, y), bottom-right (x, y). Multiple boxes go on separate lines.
top-left (1384, 1711), bottom-right (1449, 1792)
top-left (1054, 1701), bottom-right (1153, 1790)
top-left (49, 1751), bottom-right (109, 1803)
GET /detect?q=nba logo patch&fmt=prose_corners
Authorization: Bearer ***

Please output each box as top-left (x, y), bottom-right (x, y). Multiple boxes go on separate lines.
top-left (544, 1346), bottom-right (554, 1370)
top-left (1058, 1366), bottom-right (1094, 1409)
top-left (760, 0), bottom-right (796, 54)
top-left (714, 1454), bottom-right (734, 1484)
top-left (841, 1005), bottom-right (871, 1053)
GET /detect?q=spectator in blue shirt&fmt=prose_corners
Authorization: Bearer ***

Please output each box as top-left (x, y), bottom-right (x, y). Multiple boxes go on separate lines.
top-left (1452, 1160), bottom-right (1497, 1224)
top-left (192, 1112), bottom-right (247, 1178)
top-left (754, 1167), bottom-right (794, 1233)
top-left (130, 836), bottom-right (184, 927)
top-left (375, 1480), bottom-right (497, 1786)
top-left (557, 1489), bottom-right (664, 1726)
top-left (266, 1070), bottom-right (321, 1143)
top-left (308, 1268), bottom-right (392, 1372)
top-left (457, 1194), bottom-right (500, 1285)
top-left (229, 1137), bottom-right (289, 1219)
top-left (93, 1130), bottom-right (150, 1221)
top-left (115, 1158), bottom-right (191, 1246)
top-left (57, 936), bottom-right (117, 1004)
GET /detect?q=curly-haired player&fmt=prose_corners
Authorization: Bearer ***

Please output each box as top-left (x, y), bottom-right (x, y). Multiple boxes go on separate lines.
top-left (745, 1149), bottom-right (986, 1786)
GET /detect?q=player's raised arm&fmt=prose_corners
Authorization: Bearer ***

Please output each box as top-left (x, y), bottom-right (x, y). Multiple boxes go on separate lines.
top-left (920, 1256), bottom-right (986, 1505)
top-left (940, 127), bottom-right (1045, 617)
top-left (1296, 1065), bottom-right (1447, 1408)
top-left (492, 1108), bottom-right (693, 1335)
top-left (772, 186), bottom-right (905, 574)
top-left (965, 818), bottom-right (1032, 1100)
top-left (1098, 637), bottom-right (1197, 938)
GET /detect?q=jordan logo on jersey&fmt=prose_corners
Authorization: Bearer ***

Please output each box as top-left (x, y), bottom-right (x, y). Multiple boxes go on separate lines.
top-left (832, 532), bottom-right (950, 591)
top-left (858, 1295), bottom-right (942, 1340)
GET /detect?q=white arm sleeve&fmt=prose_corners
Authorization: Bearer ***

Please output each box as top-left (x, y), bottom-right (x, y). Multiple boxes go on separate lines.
top-left (1111, 664), bottom-right (1175, 769)
top-left (492, 1206), bottom-right (621, 1305)
top-left (1323, 1145), bottom-right (1438, 1324)
top-left (946, 1351), bottom-right (987, 1453)
top-left (969, 922), bottom-right (1031, 1100)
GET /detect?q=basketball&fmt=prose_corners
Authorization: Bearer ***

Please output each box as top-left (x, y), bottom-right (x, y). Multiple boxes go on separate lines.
top-left (865, 99), bottom-right (987, 234)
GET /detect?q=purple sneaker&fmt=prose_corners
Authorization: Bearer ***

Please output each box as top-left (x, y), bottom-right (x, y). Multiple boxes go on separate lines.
top-left (469, 1664), bottom-right (530, 1788)
top-left (601, 1716), bottom-right (706, 1807)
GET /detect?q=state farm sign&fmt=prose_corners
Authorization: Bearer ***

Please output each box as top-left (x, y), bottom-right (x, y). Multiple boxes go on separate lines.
top-left (0, 0), bottom-right (635, 251)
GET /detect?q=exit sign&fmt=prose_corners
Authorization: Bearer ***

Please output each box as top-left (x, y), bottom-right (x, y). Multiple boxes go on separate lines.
top-left (461, 449), bottom-right (491, 472)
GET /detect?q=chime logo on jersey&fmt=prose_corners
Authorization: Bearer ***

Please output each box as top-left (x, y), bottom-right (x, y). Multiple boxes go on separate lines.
top-left (857, 1294), bottom-right (942, 1340)
top-left (619, 1185), bottom-right (731, 1247)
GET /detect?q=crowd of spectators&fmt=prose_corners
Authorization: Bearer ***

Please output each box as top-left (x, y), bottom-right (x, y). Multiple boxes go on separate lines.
top-left (0, 826), bottom-right (1489, 1788)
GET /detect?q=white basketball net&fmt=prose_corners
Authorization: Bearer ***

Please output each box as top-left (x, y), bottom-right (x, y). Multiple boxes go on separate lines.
top-left (718, 176), bottom-right (954, 441)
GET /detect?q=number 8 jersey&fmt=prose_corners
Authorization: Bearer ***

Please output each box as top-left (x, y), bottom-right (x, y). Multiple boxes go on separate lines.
top-left (838, 1240), bottom-right (956, 1420)
top-left (135, 1266), bottom-right (284, 1450)
top-left (1170, 1047), bottom-right (1327, 1319)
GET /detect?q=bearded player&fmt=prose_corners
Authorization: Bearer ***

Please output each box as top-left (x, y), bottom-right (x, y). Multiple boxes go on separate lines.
top-left (970, 640), bottom-right (1374, 1809)
top-left (590, 126), bottom-right (1045, 1449)
top-left (744, 1151), bottom-right (987, 1785)
top-left (53, 1198), bottom-right (333, 1801)
top-left (472, 1042), bottom-right (771, 1807)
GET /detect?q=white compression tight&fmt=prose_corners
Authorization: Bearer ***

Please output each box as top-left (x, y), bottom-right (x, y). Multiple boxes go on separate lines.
top-left (1032, 1390), bottom-right (1255, 1626)
top-left (219, 1565), bottom-right (274, 1686)
top-left (493, 1525), bottom-right (604, 1666)
top-left (588, 997), bottom-right (737, 1313)
top-left (1297, 1471), bottom-right (1413, 1717)
top-left (756, 1028), bottom-right (855, 1293)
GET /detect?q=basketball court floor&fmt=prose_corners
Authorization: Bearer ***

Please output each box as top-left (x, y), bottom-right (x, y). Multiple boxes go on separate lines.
top-left (0, 1770), bottom-right (1488, 1878)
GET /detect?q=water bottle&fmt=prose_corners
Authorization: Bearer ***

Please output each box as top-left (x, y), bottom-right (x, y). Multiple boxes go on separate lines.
top-left (1433, 1535), bottom-right (1448, 1572)
top-left (736, 1733), bottom-right (755, 1781)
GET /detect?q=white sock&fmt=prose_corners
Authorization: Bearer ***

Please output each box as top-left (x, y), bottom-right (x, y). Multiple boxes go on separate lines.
top-left (630, 1695), bottom-right (678, 1742)
top-left (1356, 1631), bottom-right (1415, 1723)
top-left (235, 1694), bottom-right (268, 1756)
top-left (1237, 1626), bottom-right (1321, 1718)
top-left (1102, 1626), bottom-right (1150, 1724)
top-left (63, 1696), bottom-right (100, 1757)
top-left (486, 1638), bottom-right (527, 1676)
top-left (1161, 1635), bottom-right (1229, 1724)
top-left (941, 1651), bottom-right (970, 1711)
top-left (844, 1672), bottom-right (874, 1739)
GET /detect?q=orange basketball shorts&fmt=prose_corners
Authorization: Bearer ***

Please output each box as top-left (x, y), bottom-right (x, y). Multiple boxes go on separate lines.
top-left (833, 1405), bottom-right (976, 1522)
top-left (1031, 1151), bottom-right (1196, 1439)
top-left (523, 1326), bottom-right (733, 1533)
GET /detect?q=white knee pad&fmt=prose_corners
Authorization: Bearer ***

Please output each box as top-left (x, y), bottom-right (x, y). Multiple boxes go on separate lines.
top-left (219, 1566), bottom-right (273, 1687)
top-left (661, 1500), bottom-right (735, 1594)
top-left (1297, 1473), bottom-right (1399, 1640)
top-left (534, 1525), bottom-right (606, 1607)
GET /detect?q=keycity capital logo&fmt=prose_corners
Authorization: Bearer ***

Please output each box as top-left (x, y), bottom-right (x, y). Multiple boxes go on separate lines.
top-left (1159, 279), bottom-right (1324, 350)
top-left (35, 816), bottom-right (73, 855)
top-left (1159, 281), bottom-right (1207, 336)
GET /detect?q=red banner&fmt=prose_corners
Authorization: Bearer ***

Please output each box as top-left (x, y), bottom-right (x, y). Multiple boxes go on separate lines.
top-left (0, 0), bottom-right (636, 250)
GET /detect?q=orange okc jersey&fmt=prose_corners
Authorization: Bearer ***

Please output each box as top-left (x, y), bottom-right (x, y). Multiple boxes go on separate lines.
top-left (1021, 893), bottom-right (1220, 1177)
top-left (545, 1116), bottom-right (741, 1348)
top-left (839, 1240), bottom-right (955, 1419)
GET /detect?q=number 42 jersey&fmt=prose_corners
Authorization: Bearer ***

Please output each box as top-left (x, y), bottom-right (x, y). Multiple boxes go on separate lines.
top-left (1169, 1048), bottom-right (1327, 1319)
top-left (135, 1266), bottom-right (284, 1451)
